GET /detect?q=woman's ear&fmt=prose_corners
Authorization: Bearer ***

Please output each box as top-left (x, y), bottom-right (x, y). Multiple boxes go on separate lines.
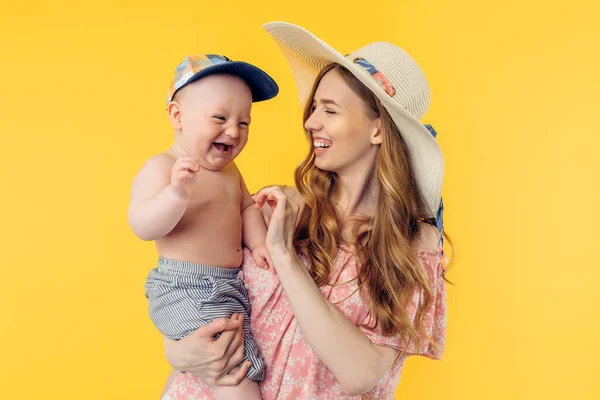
top-left (167, 101), bottom-right (183, 130)
top-left (370, 117), bottom-right (382, 145)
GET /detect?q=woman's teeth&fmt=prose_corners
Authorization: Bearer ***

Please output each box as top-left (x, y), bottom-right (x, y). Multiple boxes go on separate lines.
top-left (313, 140), bottom-right (332, 148)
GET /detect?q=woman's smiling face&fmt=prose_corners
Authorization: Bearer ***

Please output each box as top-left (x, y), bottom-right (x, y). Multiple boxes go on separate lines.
top-left (304, 68), bottom-right (381, 175)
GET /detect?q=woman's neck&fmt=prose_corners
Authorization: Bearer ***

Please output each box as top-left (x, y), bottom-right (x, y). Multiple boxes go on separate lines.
top-left (336, 164), bottom-right (378, 219)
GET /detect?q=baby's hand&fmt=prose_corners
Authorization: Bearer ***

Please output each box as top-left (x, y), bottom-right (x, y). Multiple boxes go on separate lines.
top-left (251, 242), bottom-right (272, 271)
top-left (170, 156), bottom-right (199, 200)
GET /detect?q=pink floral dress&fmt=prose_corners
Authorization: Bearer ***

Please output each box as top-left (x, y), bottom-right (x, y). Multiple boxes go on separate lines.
top-left (164, 244), bottom-right (446, 399)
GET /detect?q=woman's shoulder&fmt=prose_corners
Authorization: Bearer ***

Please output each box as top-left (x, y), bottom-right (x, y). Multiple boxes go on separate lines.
top-left (413, 221), bottom-right (441, 253)
top-left (282, 185), bottom-right (303, 204)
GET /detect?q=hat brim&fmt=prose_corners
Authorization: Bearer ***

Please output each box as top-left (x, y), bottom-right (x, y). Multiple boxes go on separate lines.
top-left (263, 22), bottom-right (443, 217)
top-left (173, 61), bottom-right (279, 103)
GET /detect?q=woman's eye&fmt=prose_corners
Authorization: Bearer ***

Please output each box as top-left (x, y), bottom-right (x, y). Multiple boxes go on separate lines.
top-left (325, 109), bottom-right (336, 115)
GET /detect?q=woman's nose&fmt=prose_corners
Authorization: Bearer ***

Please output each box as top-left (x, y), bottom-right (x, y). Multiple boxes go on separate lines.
top-left (304, 113), bottom-right (322, 132)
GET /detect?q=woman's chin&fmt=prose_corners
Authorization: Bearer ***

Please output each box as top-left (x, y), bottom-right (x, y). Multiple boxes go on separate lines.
top-left (315, 162), bottom-right (342, 174)
top-left (314, 158), bottom-right (332, 172)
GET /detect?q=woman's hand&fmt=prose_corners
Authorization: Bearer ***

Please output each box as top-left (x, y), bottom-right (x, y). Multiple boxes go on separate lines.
top-left (252, 186), bottom-right (299, 263)
top-left (163, 314), bottom-right (251, 386)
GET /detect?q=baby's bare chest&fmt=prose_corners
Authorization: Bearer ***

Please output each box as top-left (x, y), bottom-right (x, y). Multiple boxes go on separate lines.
top-left (186, 167), bottom-right (242, 212)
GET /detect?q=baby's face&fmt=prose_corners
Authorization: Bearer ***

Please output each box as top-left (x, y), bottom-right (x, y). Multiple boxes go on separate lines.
top-left (176, 74), bottom-right (253, 171)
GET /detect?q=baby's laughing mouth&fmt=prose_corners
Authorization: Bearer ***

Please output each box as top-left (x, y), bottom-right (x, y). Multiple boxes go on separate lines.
top-left (213, 142), bottom-right (233, 155)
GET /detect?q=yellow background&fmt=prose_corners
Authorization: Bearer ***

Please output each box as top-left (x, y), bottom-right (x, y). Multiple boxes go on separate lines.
top-left (1, 0), bottom-right (598, 398)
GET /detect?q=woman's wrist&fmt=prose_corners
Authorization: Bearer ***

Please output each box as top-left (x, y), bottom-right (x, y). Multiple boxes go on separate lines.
top-left (269, 246), bottom-right (299, 269)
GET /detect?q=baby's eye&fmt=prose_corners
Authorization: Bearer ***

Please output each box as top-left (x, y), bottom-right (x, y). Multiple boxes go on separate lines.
top-left (213, 116), bottom-right (226, 121)
top-left (239, 121), bottom-right (250, 128)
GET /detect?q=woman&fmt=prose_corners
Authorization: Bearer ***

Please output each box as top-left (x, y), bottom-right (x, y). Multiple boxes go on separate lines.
top-left (161, 22), bottom-right (449, 399)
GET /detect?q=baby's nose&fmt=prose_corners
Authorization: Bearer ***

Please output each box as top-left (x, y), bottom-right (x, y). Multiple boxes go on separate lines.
top-left (225, 126), bottom-right (240, 138)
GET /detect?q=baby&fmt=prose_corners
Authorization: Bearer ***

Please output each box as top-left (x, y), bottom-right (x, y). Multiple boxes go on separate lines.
top-left (128, 54), bottom-right (279, 399)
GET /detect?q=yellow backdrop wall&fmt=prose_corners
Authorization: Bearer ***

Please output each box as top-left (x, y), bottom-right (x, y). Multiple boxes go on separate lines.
top-left (1, 1), bottom-right (598, 398)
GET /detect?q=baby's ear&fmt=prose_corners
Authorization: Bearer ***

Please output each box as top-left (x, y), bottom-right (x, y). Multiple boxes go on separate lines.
top-left (167, 101), bottom-right (183, 130)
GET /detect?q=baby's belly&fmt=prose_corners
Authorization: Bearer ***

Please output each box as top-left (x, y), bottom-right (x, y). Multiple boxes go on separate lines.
top-left (156, 213), bottom-right (244, 268)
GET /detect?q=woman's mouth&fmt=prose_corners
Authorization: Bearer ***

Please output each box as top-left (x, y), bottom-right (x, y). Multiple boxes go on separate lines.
top-left (314, 138), bottom-right (332, 154)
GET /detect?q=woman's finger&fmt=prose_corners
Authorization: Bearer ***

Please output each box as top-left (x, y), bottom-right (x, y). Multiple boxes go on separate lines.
top-left (212, 315), bottom-right (246, 381)
top-left (218, 315), bottom-right (244, 364)
top-left (254, 186), bottom-right (283, 201)
top-left (210, 320), bottom-right (241, 360)
top-left (267, 189), bottom-right (287, 217)
top-left (253, 192), bottom-right (268, 209)
top-left (215, 334), bottom-right (246, 381)
top-left (214, 361), bottom-right (251, 386)
top-left (267, 188), bottom-right (286, 203)
top-left (254, 186), bottom-right (286, 211)
top-left (194, 317), bottom-right (240, 342)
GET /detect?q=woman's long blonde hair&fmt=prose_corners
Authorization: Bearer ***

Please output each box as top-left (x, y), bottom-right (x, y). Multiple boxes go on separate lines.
top-left (294, 64), bottom-right (451, 361)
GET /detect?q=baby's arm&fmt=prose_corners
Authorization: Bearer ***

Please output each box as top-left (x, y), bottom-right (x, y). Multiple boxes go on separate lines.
top-left (128, 154), bottom-right (199, 240)
top-left (214, 377), bottom-right (262, 400)
top-left (240, 176), bottom-right (269, 268)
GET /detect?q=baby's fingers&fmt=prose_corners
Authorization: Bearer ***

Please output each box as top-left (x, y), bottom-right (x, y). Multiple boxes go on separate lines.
top-left (174, 170), bottom-right (194, 183)
top-left (253, 253), bottom-right (268, 269)
top-left (174, 159), bottom-right (199, 173)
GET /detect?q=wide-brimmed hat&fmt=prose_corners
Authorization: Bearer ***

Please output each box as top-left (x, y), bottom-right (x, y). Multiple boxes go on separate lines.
top-left (263, 22), bottom-right (444, 217)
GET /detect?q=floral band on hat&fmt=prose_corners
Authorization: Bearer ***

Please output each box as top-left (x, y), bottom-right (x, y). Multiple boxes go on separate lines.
top-left (353, 57), bottom-right (396, 97)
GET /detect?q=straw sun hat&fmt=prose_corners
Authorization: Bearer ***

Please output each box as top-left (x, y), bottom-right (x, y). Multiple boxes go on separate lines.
top-left (264, 22), bottom-right (444, 217)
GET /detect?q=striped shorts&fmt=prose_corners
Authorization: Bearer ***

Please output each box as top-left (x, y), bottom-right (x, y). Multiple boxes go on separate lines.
top-left (145, 257), bottom-right (265, 381)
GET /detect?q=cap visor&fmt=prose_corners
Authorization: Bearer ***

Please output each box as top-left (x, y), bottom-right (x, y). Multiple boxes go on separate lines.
top-left (185, 62), bottom-right (279, 102)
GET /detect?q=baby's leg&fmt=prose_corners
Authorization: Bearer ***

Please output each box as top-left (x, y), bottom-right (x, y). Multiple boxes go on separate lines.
top-left (214, 377), bottom-right (261, 400)
top-left (160, 370), bottom-right (180, 399)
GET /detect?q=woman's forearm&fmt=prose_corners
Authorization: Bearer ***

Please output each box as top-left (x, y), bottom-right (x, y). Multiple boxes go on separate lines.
top-left (271, 251), bottom-right (397, 395)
